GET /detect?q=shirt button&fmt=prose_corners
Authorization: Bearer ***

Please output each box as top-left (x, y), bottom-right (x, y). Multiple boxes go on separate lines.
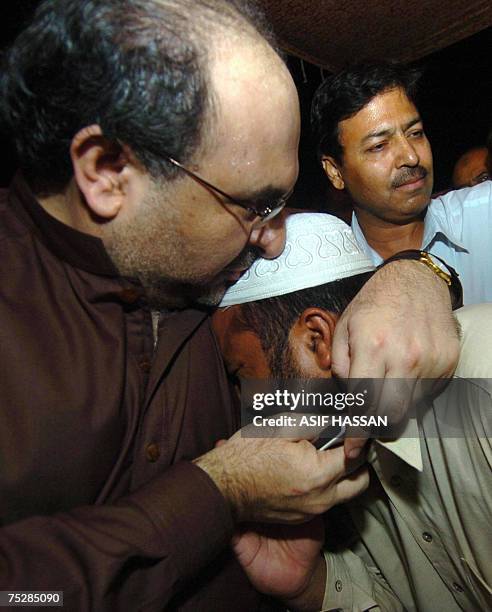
top-left (335, 579), bottom-right (343, 592)
top-left (422, 532), bottom-right (433, 543)
top-left (145, 443), bottom-right (160, 462)
top-left (390, 475), bottom-right (402, 487)
top-left (453, 582), bottom-right (464, 593)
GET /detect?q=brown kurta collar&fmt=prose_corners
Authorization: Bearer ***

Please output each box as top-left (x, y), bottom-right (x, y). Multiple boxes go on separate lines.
top-left (8, 173), bottom-right (120, 277)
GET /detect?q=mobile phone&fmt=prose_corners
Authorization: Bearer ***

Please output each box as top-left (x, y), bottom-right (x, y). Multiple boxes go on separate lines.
top-left (313, 425), bottom-right (346, 450)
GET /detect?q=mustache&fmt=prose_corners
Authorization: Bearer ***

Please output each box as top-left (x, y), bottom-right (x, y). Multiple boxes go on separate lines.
top-left (391, 166), bottom-right (428, 188)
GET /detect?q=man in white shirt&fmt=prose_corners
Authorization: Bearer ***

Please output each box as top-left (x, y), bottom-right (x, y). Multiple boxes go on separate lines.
top-left (311, 62), bottom-right (492, 305)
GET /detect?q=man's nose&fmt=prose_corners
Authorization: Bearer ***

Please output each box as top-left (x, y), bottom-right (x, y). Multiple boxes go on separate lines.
top-left (248, 210), bottom-right (287, 259)
top-left (396, 135), bottom-right (419, 167)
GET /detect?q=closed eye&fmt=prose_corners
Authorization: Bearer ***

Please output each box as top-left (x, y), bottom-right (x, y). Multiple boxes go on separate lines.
top-left (368, 142), bottom-right (386, 153)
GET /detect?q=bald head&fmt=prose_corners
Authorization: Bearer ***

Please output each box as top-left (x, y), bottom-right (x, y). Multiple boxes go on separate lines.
top-left (452, 147), bottom-right (489, 189)
top-left (203, 34), bottom-right (299, 172)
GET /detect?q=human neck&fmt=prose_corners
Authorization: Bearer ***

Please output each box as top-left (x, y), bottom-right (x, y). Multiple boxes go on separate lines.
top-left (355, 207), bottom-right (425, 260)
top-left (37, 179), bottom-right (102, 237)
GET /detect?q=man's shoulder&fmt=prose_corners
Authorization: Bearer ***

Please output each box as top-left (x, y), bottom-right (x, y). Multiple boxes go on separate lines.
top-left (426, 182), bottom-right (492, 247)
top-left (430, 181), bottom-right (492, 214)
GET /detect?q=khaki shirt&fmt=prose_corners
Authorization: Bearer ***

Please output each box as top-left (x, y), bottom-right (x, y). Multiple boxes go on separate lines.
top-left (322, 304), bottom-right (492, 611)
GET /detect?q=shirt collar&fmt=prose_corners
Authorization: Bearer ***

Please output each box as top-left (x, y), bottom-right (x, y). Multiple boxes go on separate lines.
top-left (8, 173), bottom-right (121, 277)
top-left (375, 418), bottom-right (423, 471)
top-left (421, 200), bottom-right (466, 252)
top-left (351, 200), bottom-right (466, 262)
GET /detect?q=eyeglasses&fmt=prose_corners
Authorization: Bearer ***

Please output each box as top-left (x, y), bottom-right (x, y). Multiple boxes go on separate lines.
top-left (164, 155), bottom-right (292, 222)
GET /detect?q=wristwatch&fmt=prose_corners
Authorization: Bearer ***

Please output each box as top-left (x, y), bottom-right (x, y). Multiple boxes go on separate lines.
top-left (378, 249), bottom-right (463, 310)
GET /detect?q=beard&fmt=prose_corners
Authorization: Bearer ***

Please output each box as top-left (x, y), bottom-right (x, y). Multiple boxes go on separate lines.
top-left (141, 245), bottom-right (260, 309)
top-left (103, 178), bottom-right (260, 310)
top-left (109, 238), bottom-right (259, 310)
top-left (268, 341), bottom-right (304, 378)
top-left (179, 246), bottom-right (259, 308)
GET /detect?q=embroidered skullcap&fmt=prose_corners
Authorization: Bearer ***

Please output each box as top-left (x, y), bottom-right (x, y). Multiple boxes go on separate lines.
top-left (219, 212), bottom-right (375, 307)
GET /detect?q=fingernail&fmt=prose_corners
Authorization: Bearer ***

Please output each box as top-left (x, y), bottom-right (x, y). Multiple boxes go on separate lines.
top-left (347, 448), bottom-right (361, 460)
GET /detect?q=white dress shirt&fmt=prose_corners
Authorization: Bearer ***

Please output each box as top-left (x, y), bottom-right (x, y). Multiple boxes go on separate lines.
top-left (351, 181), bottom-right (492, 305)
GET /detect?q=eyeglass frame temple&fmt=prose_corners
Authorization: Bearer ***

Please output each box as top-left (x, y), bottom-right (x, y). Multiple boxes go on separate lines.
top-left (164, 155), bottom-right (287, 219)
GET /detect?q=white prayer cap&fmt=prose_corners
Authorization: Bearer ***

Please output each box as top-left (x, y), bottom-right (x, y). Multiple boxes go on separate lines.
top-left (219, 212), bottom-right (375, 307)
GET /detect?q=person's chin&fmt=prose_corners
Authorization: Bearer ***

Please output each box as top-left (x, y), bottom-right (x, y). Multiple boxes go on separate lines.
top-left (140, 275), bottom-right (224, 310)
top-left (145, 267), bottom-right (246, 310)
top-left (400, 176), bottom-right (432, 201)
top-left (193, 289), bottom-right (227, 308)
top-left (393, 189), bottom-right (430, 218)
top-left (191, 268), bottom-right (250, 308)
top-left (187, 279), bottom-right (229, 308)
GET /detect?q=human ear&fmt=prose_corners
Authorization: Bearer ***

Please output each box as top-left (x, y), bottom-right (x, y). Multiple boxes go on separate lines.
top-left (322, 156), bottom-right (345, 191)
top-left (70, 124), bottom-right (129, 219)
top-left (291, 307), bottom-right (338, 373)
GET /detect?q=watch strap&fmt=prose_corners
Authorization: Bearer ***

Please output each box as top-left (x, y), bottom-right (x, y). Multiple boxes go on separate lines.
top-left (378, 249), bottom-right (463, 310)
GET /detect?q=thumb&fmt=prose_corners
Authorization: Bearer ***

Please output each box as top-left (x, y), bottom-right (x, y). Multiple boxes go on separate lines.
top-left (343, 436), bottom-right (368, 460)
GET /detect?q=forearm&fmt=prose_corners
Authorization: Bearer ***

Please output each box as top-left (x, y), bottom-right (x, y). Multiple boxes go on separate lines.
top-left (0, 462), bottom-right (233, 610)
top-left (335, 257), bottom-right (458, 379)
top-left (335, 257), bottom-right (460, 458)
top-left (381, 258), bottom-right (453, 310)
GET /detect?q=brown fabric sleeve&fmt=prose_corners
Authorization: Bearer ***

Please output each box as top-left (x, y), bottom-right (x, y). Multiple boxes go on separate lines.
top-left (0, 462), bottom-right (234, 611)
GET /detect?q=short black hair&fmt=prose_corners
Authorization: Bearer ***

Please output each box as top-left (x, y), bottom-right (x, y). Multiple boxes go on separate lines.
top-left (239, 271), bottom-right (373, 377)
top-left (311, 62), bottom-right (421, 162)
top-left (0, 0), bottom-right (274, 192)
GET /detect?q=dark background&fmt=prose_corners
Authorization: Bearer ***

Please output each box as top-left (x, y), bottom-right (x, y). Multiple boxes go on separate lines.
top-left (1, 2), bottom-right (490, 214)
